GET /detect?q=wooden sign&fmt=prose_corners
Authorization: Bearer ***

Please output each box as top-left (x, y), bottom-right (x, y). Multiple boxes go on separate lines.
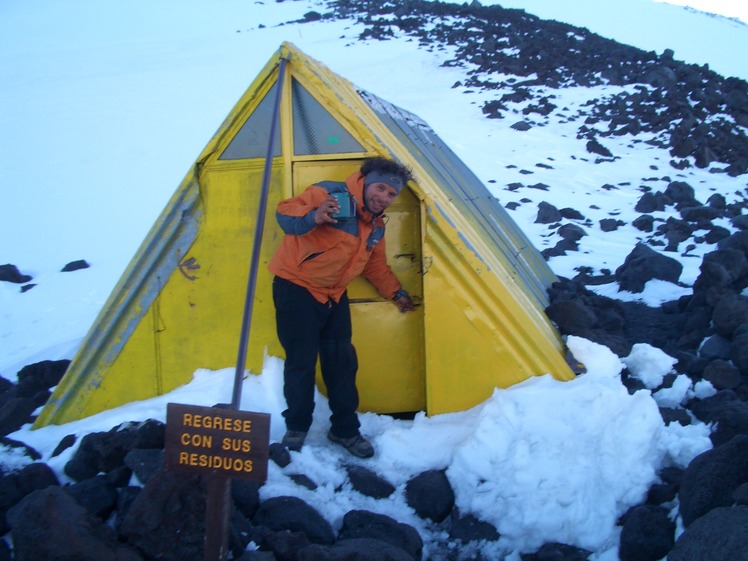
top-left (164, 403), bottom-right (270, 482)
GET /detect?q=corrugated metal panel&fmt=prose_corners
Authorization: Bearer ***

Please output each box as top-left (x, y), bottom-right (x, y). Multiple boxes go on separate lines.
top-left (34, 175), bottom-right (204, 426)
top-left (359, 90), bottom-right (556, 310)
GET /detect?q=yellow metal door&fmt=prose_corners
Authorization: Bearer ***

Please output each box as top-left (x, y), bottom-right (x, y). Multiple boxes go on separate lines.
top-left (293, 161), bottom-right (425, 414)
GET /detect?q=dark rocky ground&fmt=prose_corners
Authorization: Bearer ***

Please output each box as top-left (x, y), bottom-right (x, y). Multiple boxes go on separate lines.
top-left (1, 1), bottom-right (748, 560)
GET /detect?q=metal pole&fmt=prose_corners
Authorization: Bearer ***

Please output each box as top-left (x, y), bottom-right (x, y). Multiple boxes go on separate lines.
top-left (231, 56), bottom-right (288, 410)
top-left (204, 56), bottom-right (288, 561)
top-left (204, 476), bottom-right (232, 561)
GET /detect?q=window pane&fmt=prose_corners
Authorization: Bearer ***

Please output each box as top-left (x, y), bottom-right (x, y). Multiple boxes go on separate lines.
top-left (292, 79), bottom-right (364, 155)
top-left (220, 83), bottom-right (281, 160)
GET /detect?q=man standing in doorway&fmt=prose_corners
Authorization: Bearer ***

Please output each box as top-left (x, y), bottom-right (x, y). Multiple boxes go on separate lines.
top-left (268, 157), bottom-right (415, 458)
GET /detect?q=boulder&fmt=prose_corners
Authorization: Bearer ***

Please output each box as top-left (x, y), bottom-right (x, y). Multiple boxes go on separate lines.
top-left (521, 542), bottom-right (592, 560)
top-left (707, 400), bottom-right (748, 446)
top-left (258, 529), bottom-right (312, 560)
top-left (64, 474), bottom-right (118, 519)
top-left (702, 359), bottom-right (742, 390)
top-left (694, 248), bottom-right (748, 291)
top-left (0, 462), bottom-right (59, 535)
top-left (0, 398), bottom-right (38, 437)
top-left (405, 470), bottom-right (454, 523)
top-left (448, 511), bottom-right (500, 544)
top-left (339, 510), bottom-right (423, 560)
top-left (711, 293), bottom-right (748, 338)
top-left (658, 217), bottom-right (694, 251)
top-left (586, 138), bottom-right (613, 157)
top-left (8, 486), bottom-right (143, 561)
top-left (118, 468), bottom-right (207, 561)
top-left (635, 191), bottom-right (670, 213)
top-left (619, 504), bottom-right (675, 561)
top-left (252, 495), bottom-right (335, 545)
top-left (678, 435), bottom-right (748, 526)
top-left (632, 214), bottom-right (655, 232)
top-left (699, 335), bottom-right (732, 360)
top-left (345, 464), bottom-right (395, 499)
top-left (615, 243), bottom-right (683, 293)
top-left (668, 506), bottom-right (748, 561)
top-left (61, 259), bottom-right (90, 272)
top-left (123, 448), bottom-right (164, 485)
top-left (664, 180), bottom-right (695, 204)
top-left (557, 223), bottom-right (587, 242)
top-left (646, 467), bottom-right (681, 505)
top-left (65, 419), bottom-right (165, 481)
top-left (0, 264), bottom-right (32, 284)
top-left (536, 201), bottom-right (562, 224)
top-left (15, 360), bottom-right (69, 401)
top-left (731, 323), bottom-right (748, 375)
top-left (599, 218), bottom-right (624, 232)
top-left (545, 299), bottom-right (598, 333)
top-left (299, 538), bottom-right (416, 561)
top-left (232, 479), bottom-right (261, 519)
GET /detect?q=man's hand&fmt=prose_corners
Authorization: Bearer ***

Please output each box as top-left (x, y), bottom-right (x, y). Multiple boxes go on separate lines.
top-left (314, 196), bottom-right (341, 225)
top-left (393, 289), bottom-right (415, 313)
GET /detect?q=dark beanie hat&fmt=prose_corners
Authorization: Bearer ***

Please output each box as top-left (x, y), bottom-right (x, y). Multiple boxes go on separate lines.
top-left (364, 170), bottom-right (404, 193)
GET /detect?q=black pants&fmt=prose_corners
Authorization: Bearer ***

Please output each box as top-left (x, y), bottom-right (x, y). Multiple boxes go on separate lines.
top-left (272, 276), bottom-right (360, 438)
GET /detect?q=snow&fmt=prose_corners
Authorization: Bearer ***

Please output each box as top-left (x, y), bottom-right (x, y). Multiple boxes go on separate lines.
top-left (623, 343), bottom-right (678, 389)
top-left (0, 0), bottom-right (743, 558)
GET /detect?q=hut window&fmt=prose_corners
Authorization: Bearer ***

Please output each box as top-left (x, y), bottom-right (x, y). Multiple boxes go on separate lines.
top-left (292, 79), bottom-right (364, 155)
top-left (219, 82), bottom-right (282, 160)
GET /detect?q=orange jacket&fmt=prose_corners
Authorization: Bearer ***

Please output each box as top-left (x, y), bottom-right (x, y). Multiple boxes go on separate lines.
top-left (268, 172), bottom-right (401, 304)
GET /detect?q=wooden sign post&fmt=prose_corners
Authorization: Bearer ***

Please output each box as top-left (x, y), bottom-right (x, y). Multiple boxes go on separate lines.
top-left (165, 403), bottom-right (270, 560)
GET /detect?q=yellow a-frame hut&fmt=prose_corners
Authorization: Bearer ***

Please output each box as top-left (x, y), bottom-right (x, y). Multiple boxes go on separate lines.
top-left (35, 43), bottom-right (574, 428)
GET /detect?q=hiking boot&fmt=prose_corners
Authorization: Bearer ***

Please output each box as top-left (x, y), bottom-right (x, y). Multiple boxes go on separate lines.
top-left (327, 430), bottom-right (374, 458)
top-left (281, 430), bottom-right (307, 452)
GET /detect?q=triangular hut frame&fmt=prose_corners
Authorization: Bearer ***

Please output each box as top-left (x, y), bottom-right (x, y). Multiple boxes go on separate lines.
top-left (35, 42), bottom-right (574, 428)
